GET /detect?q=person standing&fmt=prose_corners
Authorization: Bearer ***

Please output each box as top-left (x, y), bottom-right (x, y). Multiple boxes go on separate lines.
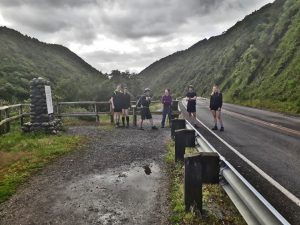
top-left (186, 85), bottom-right (198, 127)
top-left (161, 89), bottom-right (172, 128)
top-left (210, 85), bottom-right (224, 131)
top-left (110, 84), bottom-right (123, 128)
top-left (121, 86), bottom-right (131, 128)
top-left (137, 88), bottom-right (158, 130)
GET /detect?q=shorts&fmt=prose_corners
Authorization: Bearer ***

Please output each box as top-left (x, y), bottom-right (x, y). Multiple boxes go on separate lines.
top-left (121, 103), bottom-right (131, 110)
top-left (114, 107), bottom-right (122, 113)
top-left (141, 108), bottom-right (152, 120)
top-left (210, 106), bottom-right (221, 111)
top-left (187, 103), bottom-right (196, 113)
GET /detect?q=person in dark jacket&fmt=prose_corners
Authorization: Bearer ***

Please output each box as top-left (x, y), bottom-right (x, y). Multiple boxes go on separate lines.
top-left (210, 85), bottom-right (224, 131)
top-left (110, 84), bottom-right (123, 128)
top-left (161, 89), bottom-right (172, 128)
top-left (137, 88), bottom-right (158, 130)
top-left (186, 85), bottom-right (198, 127)
top-left (121, 86), bottom-right (131, 128)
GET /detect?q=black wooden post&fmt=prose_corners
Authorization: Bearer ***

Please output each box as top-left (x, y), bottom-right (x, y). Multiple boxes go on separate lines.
top-left (184, 152), bottom-right (220, 213)
top-left (175, 129), bottom-right (195, 162)
top-left (200, 152), bottom-right (220, 184)
top-left (184, 153), bottom-right (203, 212)
top-left (171, 118), bottom-right (186, 138)
top-left (5, 108), bottom-right (10, 133)
top-left (19, 104), bottom-right (24, 126)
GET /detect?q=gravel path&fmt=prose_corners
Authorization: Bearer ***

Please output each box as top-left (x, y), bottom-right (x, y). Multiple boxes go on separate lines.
top-left (0, 122), bottom-right (170, 225)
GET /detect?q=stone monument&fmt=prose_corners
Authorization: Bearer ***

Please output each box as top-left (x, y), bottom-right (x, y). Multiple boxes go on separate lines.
top-left (22, 77), bottom-right (62, 134)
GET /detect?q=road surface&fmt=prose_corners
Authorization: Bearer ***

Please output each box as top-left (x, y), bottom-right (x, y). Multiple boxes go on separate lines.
top-left (181, 98), bottom-right (300, 224)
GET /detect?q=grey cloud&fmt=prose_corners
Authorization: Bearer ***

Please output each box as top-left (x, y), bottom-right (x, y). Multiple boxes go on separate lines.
top-left (0, 0), bottom-right (274, 72)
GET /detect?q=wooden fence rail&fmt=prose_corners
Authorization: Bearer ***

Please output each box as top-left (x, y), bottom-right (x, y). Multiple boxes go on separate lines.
top-left (0, 100), bottom-right (180, 135)
top-left (0, 104), bottom-right (30, 134)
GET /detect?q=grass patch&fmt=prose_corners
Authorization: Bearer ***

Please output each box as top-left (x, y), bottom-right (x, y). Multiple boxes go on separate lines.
top-left (0, 122), bottom-right (84, 203)
top-left (165, 140), bottom-right (246, 225)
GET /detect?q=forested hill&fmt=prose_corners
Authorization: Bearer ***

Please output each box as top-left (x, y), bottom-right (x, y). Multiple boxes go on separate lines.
top-left (139, 0), bottom-right (300, 114)
top-left (0, 26), bottom-right (111, 103)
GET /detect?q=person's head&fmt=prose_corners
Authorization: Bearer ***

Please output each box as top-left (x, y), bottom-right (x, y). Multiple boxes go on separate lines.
top-left (164, 89), bottom-right (170, 96)
top-left (124, 86), bottom-right (128, 94)
top-left (188, 85), bottom-right (194, 92)
top-left (116, 84), bottom-right (123, 92)
top-left (144, 88), bottom-right (151, 96)
top-left (212, 85), bottom-right (219, 94)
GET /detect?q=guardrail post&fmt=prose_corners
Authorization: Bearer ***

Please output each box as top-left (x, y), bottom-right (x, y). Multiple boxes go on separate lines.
top-left (184, 152), bottom-right (220, 213)
top-left (19, 104), bottom-right (24, 126)
top-left (175, 129), bottom-right (195, 162)
top-left (171, 118), bottom-right (186, 138)
top-left (201, 152), bottom-right (220, 184)
top-left (132, 106), bottom-right (137, 126)
top-left (94, 103), bottom-right (99, 123)
top-left (184, 153), bottom-right (203, 212)
top-left (5, 108), bottom-right (10, 133)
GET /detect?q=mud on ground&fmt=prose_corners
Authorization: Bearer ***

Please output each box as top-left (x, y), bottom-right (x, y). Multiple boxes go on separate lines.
top-left (0, 123), bottom-right (170, 225)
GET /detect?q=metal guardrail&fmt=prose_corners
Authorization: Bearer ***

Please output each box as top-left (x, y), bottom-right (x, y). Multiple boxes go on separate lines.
top-left (185, 120), bottom-right (290, 225)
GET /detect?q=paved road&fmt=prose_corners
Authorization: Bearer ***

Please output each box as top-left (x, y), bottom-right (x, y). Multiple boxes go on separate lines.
top-left (182, 98), bottom-right (300, 224)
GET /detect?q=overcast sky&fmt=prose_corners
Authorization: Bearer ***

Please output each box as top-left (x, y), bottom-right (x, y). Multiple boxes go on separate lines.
top-left (0, 0), bottom-right (273, 73)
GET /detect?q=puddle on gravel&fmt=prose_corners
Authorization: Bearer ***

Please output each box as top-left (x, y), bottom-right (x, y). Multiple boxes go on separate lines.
top-left (52, 162), bottom-right (161, 225)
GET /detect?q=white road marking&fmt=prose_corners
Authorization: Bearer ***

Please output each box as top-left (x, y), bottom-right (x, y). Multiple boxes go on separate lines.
top-left (182, 102), bottom-right (300, 207)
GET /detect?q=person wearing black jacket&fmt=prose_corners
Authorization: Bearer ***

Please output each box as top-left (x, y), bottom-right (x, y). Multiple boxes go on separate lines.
top-left (110, 84), bottom-right (123, 128)
top-left (137, 88), bottom-right (158, 130)
top-left (186, 85), bottom-right (198, 127)
top-left (210, 85), bottom-right (224, 131)
top-left (121, 86), bottom-right (131, 128)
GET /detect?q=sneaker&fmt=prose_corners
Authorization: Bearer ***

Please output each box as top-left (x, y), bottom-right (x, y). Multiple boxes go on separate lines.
top-left (151, 126), bottom-right (158, 130)
top-left (212, 126), bottom-right (218, 130)
top-left (139, 127), bottom-right (144, 130)
top-left (220, 127), bottom-right (224, 132)
top-left (126, 124), bottom-right (129, 128)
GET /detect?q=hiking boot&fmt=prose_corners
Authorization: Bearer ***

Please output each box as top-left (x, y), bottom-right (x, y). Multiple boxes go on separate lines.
top-left (212, 126), bottom-right (218, 130)
top-left (220, 127), bottom-right (224, 132)
top-left (151, 126), bottom-right (158, 130)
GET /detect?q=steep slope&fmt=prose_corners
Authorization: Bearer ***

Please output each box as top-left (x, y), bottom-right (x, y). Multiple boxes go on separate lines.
top-left (140, 0), bottom-right (300, 114)
top-left (0, 27), bottom-right (111, 103)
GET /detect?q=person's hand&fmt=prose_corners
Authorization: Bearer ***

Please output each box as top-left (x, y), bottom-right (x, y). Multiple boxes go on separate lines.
top-left (112, 105), bottom-right (115, 109)
top-left (218, 108), bottom-right (221, 111)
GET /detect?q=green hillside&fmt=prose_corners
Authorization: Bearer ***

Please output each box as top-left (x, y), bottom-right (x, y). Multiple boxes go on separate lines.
top-left (140, 0), bottom-right (300, 114)
top-left (0, 26), bottom-right (113, 103)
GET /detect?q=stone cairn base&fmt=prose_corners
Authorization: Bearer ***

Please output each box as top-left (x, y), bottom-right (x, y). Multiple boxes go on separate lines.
top-left (22, 77), bottom-right (62, 134)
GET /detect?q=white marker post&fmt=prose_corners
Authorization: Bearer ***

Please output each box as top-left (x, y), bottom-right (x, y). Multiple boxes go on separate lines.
top-left (45, 85), bottom-right (54, 114)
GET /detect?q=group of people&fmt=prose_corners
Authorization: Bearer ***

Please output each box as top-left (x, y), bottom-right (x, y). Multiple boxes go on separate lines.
top-left (110, 84), bottom-right (224, 131)
top-left (110, 84), bottom-right (131, 128)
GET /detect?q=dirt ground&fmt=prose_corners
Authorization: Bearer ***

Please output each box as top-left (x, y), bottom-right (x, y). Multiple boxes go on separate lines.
top-left (0, 121), bottom-right (170, 225)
